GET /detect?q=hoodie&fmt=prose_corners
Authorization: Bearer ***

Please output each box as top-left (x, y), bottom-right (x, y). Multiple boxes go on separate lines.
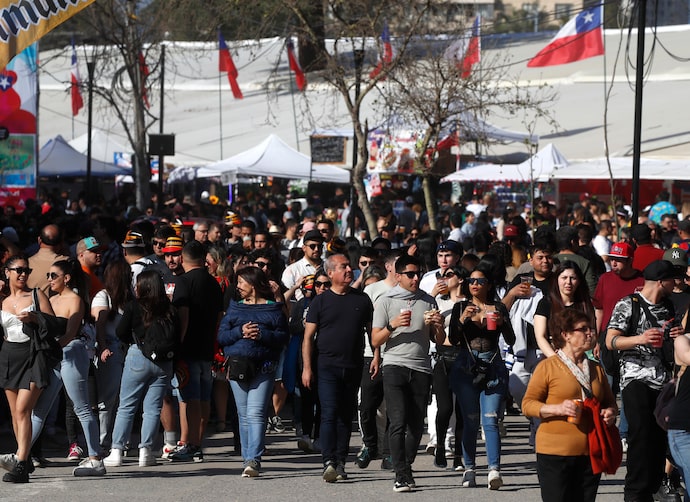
top-left (373, 285), bottom-right (437, 374)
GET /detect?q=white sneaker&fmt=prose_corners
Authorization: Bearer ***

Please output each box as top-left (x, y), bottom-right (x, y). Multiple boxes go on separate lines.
top-left (425, 443), bottom-right (436, 455)
top-left (139, 447), bottom-right (157, 466)
top-left (104, 448), bottom-right (123, 467)
top-left (488, 469), bottom-right (503, 490)
top-left (621, 438), bottom-right (628, 453)
top-left (161, 443), bottom-right (178, 460)
top-left (73, 458), bottom-right (107, 477)
top-left (0, 453), bottom-right (17, 472)
top-left (462, 468), bottom-right (476, 487)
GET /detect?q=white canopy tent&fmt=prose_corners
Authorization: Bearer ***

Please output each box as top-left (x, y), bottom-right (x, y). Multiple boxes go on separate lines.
top-left (550, 157), bottom-right (690, 180)
top-left (197, 134), bottom-right (350, 184)
top-left (440, 143), bottom-right (567, 183)
top-left (68, 129), bottom-right (131, 164)
top-left (38, 135), bottom-right (132, 177)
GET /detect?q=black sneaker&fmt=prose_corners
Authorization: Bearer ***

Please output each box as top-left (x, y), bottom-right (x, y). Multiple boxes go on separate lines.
top-left (355, 447), bottom-right (371, 469)
top-left (336, 462), bottom-right (348, 481)
top-left (192, 447), bottom-right (204, 463)
top-left (405, 466), bottom-right (416, 489)
top-left (381, 456), bottom-right (393, 470)
top-left (393, 474), bottom-right (411, 493)
top-left (434, 447), bottom-right (447, 469)
top-left (2, 460), bottom-right (29, 483)
top-left (271, 416), bottom-right (286, 433)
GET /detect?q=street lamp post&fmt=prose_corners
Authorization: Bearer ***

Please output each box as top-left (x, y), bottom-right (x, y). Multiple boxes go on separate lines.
top-left (85, 55), bottom-right (95, 204)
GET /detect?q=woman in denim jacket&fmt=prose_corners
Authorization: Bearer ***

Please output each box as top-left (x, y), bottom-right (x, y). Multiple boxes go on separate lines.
top-left (218, 266), bottom-right (288, 478)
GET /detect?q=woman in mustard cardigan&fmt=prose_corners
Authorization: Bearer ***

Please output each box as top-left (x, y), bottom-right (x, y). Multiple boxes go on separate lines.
top-left (523, 309), bottom-right (617, 502)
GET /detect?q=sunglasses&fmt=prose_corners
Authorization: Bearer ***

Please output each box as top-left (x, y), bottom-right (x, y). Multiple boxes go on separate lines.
top-left (314, 280), bottom-right (331, 288)
top-left (467, 277), bottom-right (488, 286)
top-left (8, 267), bottom-right (32, 275)
top-left (318, 228), bottom-right (330, 234)
top-left (359, 260), bottom-right (374, 267)
top-left (443, 271), bottom-right (457, 278)
top-left (152, 240), bottom-right (167, 247)
top-left (400, 270), bottom-right (420, 279)
top-left (305, 243), bottom-right (321, 250)
top-left (254, 261), bottom-right (270, 269)
top-left (46, 272), bottom-right (63, 280)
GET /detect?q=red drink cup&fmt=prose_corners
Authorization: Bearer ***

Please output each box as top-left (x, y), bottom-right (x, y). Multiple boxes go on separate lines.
top-left (486, 311), bottom-right (499, 331)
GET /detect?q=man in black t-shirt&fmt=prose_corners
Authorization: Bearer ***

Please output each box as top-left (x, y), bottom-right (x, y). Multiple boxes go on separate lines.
top-left (302, 253), bottom-right (373, 483)
top-left (169, 241), bottom-right (223, 463)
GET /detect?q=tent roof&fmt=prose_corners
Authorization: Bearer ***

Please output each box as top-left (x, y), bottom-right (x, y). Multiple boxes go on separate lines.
top-left (39, 135), bottom-right (132, 178)
top-left (440, 143), bottom-right (566, 183)
top-left (197, 134), bottom-right (350, 183)
top-left (550, 157), bottom-right (690, 180)
top-left (68, 129), bottom-right (131, 164)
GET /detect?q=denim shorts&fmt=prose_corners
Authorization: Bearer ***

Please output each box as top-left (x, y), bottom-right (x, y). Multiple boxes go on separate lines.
top-left (175, 358), bottom-right (212, 402)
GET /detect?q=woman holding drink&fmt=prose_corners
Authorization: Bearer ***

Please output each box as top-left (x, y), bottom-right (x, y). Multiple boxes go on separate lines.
top-left (448, 263), bottom-right (515, 490)
top-left (523, 309), bottom-right (617, 502)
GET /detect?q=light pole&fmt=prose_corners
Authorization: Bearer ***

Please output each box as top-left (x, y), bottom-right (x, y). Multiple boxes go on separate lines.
top-left (85, 53), bottom-right (95, 205)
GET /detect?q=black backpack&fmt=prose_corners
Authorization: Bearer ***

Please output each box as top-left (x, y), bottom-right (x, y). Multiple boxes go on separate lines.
top-left (139, 315), bottom-right (179, 362)
top-left (599, 294), bottom-right (640, 376)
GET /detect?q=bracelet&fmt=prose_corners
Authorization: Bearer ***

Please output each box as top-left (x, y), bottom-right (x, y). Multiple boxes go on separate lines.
top-left (611, 335), bottom-right (620, 350)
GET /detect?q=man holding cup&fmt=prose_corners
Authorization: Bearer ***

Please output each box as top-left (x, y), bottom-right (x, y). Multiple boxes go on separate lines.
top-left (371, 255), bottom-right (445, 492)
top-left (419, 240), bottom-right (462, 297)
top-left (605, 260), bottom-right (683, 502)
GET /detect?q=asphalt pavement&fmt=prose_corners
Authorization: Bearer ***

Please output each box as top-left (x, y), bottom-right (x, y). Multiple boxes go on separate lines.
top-left (0, 412), bottom-right (628, 502)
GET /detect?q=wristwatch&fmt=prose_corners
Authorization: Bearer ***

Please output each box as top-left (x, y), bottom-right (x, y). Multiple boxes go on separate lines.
top-left (386, 322), bottom-right (395, 332)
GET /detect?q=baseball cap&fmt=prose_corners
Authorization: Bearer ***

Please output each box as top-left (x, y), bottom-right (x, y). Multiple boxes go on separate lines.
top-left (77, 236), bottom-right (102, 253)
top-left (437, 239), bottom-right (462, 255)
top-left (121, 230), bottom-right (145, 248)
top-left (644, 260), bottom-right (683, 281)
top-left (663, 247), bottom-right (689, 268)
top-left (162, 236), bottom-right (184, 254)
top-left (504, 225), bottom-right (519, 238)
top-left (607, 242), bottom-right (634, 259)
top-left (303, 229), bottom-right (325, 243)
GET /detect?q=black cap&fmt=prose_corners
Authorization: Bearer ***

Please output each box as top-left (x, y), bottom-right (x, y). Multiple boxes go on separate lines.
top-left (303, 229), bottom-right (325, 243)
top-left (644, 260), bottom-right (683, 281)
top-left (437, 239), bottom-right (462, 255)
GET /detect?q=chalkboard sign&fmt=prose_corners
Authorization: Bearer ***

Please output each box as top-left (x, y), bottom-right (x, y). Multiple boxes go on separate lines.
top-left (310, 136), bottom-right (347, 164)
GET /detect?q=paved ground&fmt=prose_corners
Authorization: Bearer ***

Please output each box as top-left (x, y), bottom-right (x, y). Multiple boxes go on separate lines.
top-left (0, 412), bottom-right (629, 502)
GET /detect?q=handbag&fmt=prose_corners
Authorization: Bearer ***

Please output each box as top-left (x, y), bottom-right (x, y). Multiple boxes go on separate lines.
top-left (225, 355), bottom-right (257, 382)
top-left (654, 365), bottom-right (686, 431)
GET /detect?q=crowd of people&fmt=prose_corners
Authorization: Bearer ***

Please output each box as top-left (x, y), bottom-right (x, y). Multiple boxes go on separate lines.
top-left (0, 187), bottom-right (688, 500)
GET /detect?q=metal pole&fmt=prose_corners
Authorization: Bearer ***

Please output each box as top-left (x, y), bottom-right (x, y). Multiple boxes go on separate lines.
top-left (350, 49), bottom-right (365, 239)
top-left (86, 58), bottom-right (95, 205)
top-left (631, 0), bottom-right (646, 224)
top-left (158, 44), bottom-right (165, 210)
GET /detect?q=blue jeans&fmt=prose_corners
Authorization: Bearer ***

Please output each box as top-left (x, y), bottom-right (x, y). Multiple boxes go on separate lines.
top-left (94, 339), bottom-right (124, 448)
top-left (382, 365), bottom-right (431, 476)
top-left (669, 429), bottom-right (690, 502)
top-left (111, 344), bottom-right (172, 449)
top-left (229, 369), bottom-right (274, 465)
top-left (450, 351), bottom-right (507, 471)
top-left (317, 364), bottom-right (360, 466)
top-left (31, 339), bottom-right (101, 457)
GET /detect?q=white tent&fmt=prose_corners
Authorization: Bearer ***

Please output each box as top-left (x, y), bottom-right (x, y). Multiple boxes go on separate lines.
top-left (197, 134), bottom-right (350, 183)
top-left (39, 135), bottom-right (132, 177)
top-left (550, 157), bottom-right (690, 180)
top-left (440, 143), bottom-right (567, 183)
top-left (68, 129), bottom-right (131, 164)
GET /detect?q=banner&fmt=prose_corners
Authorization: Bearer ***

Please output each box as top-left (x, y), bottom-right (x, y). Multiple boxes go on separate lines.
top-left (0, 0), bottom-right (96, 70)
top-left (0, 43), bottom-right (37, 211)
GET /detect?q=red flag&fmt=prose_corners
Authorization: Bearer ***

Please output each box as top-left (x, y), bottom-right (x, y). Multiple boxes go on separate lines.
top-left (138, 51), bottom-right (150, 108)
top-left (218, 30), bottom-right (243, 99)
top-left (369, 23), bottom-right (393, 79)
top-left (287, 39), bottom-right (306, 91)
top-left (70, 37), bottom-right (83, 116)
top-left (444, 16), bottom-right (481, 78)
top-left (527, 6), bottom-right (604, 67)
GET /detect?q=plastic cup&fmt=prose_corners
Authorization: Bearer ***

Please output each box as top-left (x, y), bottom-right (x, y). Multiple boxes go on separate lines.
top-left (567, 399), bottom-right (583, 424)
top-left (400, 308), bottom-right (412, 327)
top-left (486, 311), bottom-right (499, 331)
top-left (651, 328), bottom-right (664, 348)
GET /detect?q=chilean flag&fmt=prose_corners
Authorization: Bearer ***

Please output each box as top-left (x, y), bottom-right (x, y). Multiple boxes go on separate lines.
top-left (369, 22), bottom-right (393, 79)
top-left (287, 39), bottom-right (306, 91)
top-left (70, 38), bottom-right (83, 116)
top-left (218, 30), bottom-right (243, 99)
top-left (460, 15), bottom-right (480, 78)
top-left (528, 5), bottom-right (604, 67)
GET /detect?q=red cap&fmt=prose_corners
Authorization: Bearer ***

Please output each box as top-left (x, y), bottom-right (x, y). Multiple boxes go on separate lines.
top-left (504, 225), bottom-right (519, 238)
top-left (607, 242), bottom-right (633, 259)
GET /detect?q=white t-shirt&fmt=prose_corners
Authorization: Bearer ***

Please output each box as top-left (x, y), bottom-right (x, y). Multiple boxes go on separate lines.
top-left (91, 289), bottom-right (124, 344)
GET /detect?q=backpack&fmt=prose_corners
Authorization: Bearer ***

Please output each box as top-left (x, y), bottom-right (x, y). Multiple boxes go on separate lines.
top-left (138, 315), bottom-right (179, 362)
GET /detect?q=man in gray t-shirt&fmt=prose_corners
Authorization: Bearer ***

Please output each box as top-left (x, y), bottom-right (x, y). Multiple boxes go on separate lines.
top-left (371, 255), bottom-right (444, 492)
